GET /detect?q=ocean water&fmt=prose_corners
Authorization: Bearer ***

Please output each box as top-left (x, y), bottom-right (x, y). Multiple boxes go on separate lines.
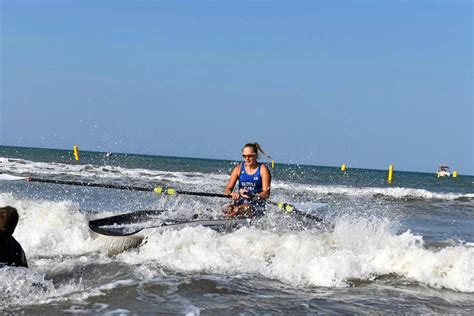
top-left (0, 145), bottom-right (473, 314)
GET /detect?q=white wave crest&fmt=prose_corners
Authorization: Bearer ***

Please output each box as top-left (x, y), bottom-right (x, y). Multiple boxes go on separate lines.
top-left (0, 193), bottom-right (143, 259)
top-left (274, 182), bottom-right (474, 201)
top-left (0, 193), bottom-right (472, 295)
top-left (119, 217), bottom-right (474, 293)
top-left (2, 156), bottom-right (472, 201)
top-left (0, 157), bottom-right (228, 188)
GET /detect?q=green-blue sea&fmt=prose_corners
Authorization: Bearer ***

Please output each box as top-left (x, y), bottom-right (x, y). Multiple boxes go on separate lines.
top-left (1, 145), bottom-right (473, 314)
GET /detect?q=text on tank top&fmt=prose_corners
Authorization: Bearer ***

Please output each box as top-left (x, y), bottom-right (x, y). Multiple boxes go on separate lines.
top-left (238, 163), bottom-right (263, 194)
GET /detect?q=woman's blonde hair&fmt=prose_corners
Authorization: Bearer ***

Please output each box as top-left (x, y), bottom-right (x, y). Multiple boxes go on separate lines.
top-left (242, 142), bottom-right (273, 160)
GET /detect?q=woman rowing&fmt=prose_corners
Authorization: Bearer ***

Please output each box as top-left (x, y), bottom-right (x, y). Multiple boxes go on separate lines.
top-left (224, 143), bottom-right (272, 218)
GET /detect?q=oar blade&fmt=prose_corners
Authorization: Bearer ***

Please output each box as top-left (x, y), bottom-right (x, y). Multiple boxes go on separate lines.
top-left (0, 174), bottom-right (28, 181)
top-left (89, 224), bottom-right (144, 236)
top-left (88, 210), bottom-right (166, 236)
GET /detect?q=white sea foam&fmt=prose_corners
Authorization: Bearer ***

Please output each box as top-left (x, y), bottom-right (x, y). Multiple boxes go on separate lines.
top-left (0, 157), bottom-right (227, 188)
top-left (0, 193), bottom-right (150, 309)
top-left (0, 266), bottom-right (84, 310)
top-left (0, 193), bottom-right (145, 262)
top-left (118, 217), bottom-right (473, 293)
top-left (274, 182), bottom-right (474, 201)
top-left (1, 173), bottom-right (473, 295)
top-left (1, 156), bottom-right (472, 201)
top-left (0, 264), bottom-right (141, 312)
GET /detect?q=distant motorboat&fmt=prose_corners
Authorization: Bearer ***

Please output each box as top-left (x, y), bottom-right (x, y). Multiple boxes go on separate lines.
top-left (437, 165), bottom-right (450, 177)
top-left (105, 152), bottom-right (113, 157)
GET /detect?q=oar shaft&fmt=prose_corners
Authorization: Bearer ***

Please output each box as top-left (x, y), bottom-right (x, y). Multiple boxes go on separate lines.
top-left (27, 177), bottom-right (230, 197)
top-left (175, 190), bottom-right (228, 198)
top-left (27, 177), bottom-right (153, 192)
top-left (26, 176), bottom-right (322, 222)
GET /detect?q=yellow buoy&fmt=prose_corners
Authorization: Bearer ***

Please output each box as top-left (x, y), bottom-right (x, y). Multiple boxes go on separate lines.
top-left (271, 160), bottom-right (275, 169)
top-left (388, 165), bottom-right (394, 184)
top-left (452, 170), bottom-right (458, 178)
top-left (73, 145), bottom-right (80, 161)
top-left (341, 164), bottom-right (347, 171)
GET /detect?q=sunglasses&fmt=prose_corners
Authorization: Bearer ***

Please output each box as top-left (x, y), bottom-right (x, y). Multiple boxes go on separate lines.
top-left (242, 153), bottom-right (256, 159)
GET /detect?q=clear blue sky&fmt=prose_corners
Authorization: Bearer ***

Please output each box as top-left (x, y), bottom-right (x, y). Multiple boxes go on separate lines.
top-left (1, 0), bottom-right (472, 174)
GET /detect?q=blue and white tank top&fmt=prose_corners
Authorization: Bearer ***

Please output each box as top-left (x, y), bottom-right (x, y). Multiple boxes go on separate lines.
top-left (238, 163), bottom-right (263, 194)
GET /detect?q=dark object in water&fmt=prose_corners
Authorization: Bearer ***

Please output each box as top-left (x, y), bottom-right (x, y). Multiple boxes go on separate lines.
top-left (0, 206), bottom-right (28, 268)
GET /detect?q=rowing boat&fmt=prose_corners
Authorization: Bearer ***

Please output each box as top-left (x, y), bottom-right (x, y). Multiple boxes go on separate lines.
top-left (88, 210), bottom-right (252, 236)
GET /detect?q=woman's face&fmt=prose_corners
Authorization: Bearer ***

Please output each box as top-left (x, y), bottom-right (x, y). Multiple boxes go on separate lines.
top-left (242, 146), bottom-right (257, 166)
